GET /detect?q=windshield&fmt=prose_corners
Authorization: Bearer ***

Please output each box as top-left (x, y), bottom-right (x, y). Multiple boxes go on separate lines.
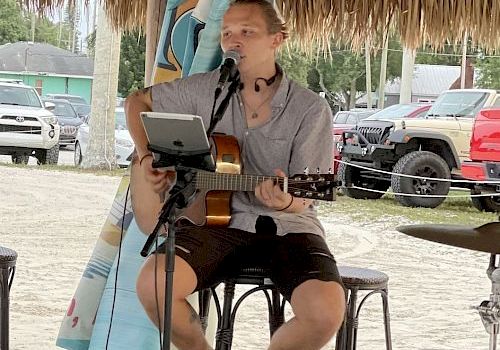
top-left (427, 92), bottom-right (490, 117)
top-left (0, 85), bottom-right (42, 107)
top-left (50, 101), bottom-right (78, 118)
top-left (368, 104), bottom-right (419, 120)
top-left (73, 104), bottom-right (91, 116)
top-left (49, 95), bottom-right (87, 104)
top-left (115, 110), bottom-right (127, 130)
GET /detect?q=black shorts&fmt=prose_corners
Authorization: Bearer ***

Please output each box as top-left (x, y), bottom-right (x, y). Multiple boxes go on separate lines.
top-left (155, 216), bottom-right (343, 301)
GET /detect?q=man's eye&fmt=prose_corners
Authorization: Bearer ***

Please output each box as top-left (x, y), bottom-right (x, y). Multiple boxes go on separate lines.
top-left (242, 30), bottom-right (253, 36)
top-left (222, 32), bottom-right (230, 38)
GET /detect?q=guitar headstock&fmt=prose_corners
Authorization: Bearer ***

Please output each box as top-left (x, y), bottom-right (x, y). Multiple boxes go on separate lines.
top-left (287, 174), bottom-right (338, 201)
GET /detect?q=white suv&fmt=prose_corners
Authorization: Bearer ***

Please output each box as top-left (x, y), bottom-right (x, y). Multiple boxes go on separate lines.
top-left (0, 82), bottom-right (60, 164)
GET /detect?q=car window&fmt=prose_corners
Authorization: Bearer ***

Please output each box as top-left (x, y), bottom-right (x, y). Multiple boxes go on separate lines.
top-left (49, 101), bottom-right (78, 118)
top-left (0, 85), bottom-right (42, 107)
top-left (428, 91), bottom-right (489, 117)
top-left (115, 110), bottom-right (127, 130)
top-left (367, 104), bottom-right (414, 120)
top-left (334, 112), bottom-right (348, 124)
top-left (494, 97), bottom-right (500, 107)
top-left (413, 109), bottom-right (428, 118)
top-left (346, 115), bottom-right (358, 124)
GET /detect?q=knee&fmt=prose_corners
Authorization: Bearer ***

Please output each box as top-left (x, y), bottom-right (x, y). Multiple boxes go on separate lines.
top-left (136, 264), bottom-right (157, 310)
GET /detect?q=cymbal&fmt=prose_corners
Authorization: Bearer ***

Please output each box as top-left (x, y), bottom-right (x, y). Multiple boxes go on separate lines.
top-left (396, 222), bottom-right (500, 254)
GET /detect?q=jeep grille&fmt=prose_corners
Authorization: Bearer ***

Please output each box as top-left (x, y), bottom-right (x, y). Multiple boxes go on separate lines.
top-left (0, 125), bottom-right (42, 134)
top-left (357, 126), bottom-right (384, 144)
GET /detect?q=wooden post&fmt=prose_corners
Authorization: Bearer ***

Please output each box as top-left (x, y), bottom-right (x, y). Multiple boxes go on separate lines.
top-left (460, 31), bottom-right (468, 89)
top-left (378, 32), bottom-right (388, 109)
top-left (365, 37), bottom-right (372, 109)
top-left (400, 46), bottom-right (416, 104)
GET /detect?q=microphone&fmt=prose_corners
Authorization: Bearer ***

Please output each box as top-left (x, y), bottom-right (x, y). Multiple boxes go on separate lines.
top-left (215, 50), bottom-right (240, 98)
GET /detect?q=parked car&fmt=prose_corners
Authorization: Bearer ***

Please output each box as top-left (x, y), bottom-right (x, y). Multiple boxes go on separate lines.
top-left (338, 89), bottom-right (500, 207)
top-left (42, 99), bottom-right (83, 146)
top-left (461, 108), bottom-right (500, 212)
top-left (0, 82), bottom-right (60, 164)
top-left (74, 107), bottom-right (135, 168)
top-left (45, 93), bottom-right (90, 118)
top-left (332, 109), bottom-right (379, 173)
top-left (365, 103), bottom-right (432, 121)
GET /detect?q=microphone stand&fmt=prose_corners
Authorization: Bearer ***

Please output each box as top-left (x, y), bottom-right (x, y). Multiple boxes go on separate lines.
top-left (140, 74), bottom-right (241, 350)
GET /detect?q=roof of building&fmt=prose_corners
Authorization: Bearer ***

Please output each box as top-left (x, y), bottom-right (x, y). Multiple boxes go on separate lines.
top-left (385, 64), bottom-right (462, 96)
top-left (0, 42), bottom-right (93, 77)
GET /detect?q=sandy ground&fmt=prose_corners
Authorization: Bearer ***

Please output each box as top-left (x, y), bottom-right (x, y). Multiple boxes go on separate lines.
top-left (0, 156), bottom-right (496, 349)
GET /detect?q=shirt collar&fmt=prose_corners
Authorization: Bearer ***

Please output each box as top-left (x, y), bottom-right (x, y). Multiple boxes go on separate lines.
top-left (270, 64), bottom-right (288, 109)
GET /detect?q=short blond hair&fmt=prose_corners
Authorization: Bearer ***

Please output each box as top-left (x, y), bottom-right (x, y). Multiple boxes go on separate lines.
top-left (229, 0), bottom-right (289, 40)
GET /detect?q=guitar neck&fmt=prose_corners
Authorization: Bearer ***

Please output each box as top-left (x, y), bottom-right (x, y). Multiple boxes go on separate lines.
top-left (196, 171), bottom-right (285, 193)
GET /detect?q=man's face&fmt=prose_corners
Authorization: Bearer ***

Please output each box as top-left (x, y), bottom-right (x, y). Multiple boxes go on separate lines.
top-left (221, 4), bottom-right (283, 73)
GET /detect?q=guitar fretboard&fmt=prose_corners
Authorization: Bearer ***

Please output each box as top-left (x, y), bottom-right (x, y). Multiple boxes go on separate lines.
top-left (196, 171), bottom-right (285, 192)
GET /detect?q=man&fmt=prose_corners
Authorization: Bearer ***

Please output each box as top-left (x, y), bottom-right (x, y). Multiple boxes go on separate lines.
top-left (125, 1), bottom-right (345, 349)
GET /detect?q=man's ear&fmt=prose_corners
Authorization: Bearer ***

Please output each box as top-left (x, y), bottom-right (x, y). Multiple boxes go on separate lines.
top-left (271, 32), bottom-right (284, 49)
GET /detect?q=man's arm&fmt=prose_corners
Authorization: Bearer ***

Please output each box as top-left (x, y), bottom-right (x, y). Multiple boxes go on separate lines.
top-left (124, 87), bottom-right (153, 159)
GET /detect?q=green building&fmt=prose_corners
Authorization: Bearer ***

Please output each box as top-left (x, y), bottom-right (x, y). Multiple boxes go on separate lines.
top-left (0, 42), bottom-right (93, 103)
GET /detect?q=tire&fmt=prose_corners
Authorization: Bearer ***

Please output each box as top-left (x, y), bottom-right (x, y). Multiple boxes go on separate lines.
top-left (36, 145), bottom-right (59, 165)
top-left (11, 154), bottom-right (29, 164)
top-left (391, 151), bottom-right (451, 208)
top-left (74, 141), bottom-right (82, 166)
top-left (338, 159), bottom-right (388, 199)
top-left (471, 194), bottom-right (500, 213)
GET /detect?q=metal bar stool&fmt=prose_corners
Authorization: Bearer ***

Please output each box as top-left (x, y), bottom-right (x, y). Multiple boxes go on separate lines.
top-left (335, 266), bottom-right (392, 350)
top-left (198, 267), bottom-right (285, 350)
top-left (199, 265), bottom-right (392, 350)
top-left (0, 246), bottom-right (17, 350)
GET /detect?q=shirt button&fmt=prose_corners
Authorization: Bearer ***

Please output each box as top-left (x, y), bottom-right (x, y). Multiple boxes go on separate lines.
top-left (245, 131), bottom-right (249, 135)
top-left (239, 102), bottom-right (243, 107)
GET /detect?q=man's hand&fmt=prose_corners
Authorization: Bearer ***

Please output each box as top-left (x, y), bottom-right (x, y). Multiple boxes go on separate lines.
top-left (255, 169), bottom-right (292, 211)
top-left (140, 155), bottom-right (176, 194)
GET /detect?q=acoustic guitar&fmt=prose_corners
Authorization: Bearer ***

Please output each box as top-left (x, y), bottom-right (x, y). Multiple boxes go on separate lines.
top-left (130, 134), bottom-right (336, 234)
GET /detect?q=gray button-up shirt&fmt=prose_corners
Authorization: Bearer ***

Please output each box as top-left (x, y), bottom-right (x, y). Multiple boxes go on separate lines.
top-left (151, 68), bottom-right (333, 237)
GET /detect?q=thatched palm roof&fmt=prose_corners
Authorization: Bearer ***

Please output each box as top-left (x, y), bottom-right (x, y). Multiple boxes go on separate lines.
top-left (27, 0), bottom-right (500, 52)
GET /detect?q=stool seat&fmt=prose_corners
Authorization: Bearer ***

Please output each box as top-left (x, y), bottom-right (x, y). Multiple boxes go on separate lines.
top-left (338, 266), bottom-right (389, 289)
top-left (0, 247), bottom-right (17, 267)
top-left (1, 245), bottom-right (17, 350)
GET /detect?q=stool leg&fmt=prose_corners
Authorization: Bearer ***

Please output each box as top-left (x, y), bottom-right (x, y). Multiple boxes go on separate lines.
top-left (1, 267), bottom-right (11, 350)
top-left (345, 287), bottom-right (358, 350)
top-left (381, 289), bottom-right (392, 350)
top-left (198, 288), bottom-right (212, 333)
top-left (216, 282), bottom-right (236, 350)
top-left (269, 288), bottom-right (284, 337)
top-left (335, 288), bottom-right (350, 350)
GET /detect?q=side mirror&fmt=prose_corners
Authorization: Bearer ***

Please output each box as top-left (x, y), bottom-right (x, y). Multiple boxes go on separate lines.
top-left (44, 101), bottom-right (55, 111)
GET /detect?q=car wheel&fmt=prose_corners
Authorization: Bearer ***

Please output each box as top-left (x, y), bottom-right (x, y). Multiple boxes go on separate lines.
top-left (338, 158), bottom-right (389, 199)
top-left (36, 145), bottom-right (59, 165)
top-left (391, 151), bottom-right (451, 208)
top-left (11, 154), bottom-right (29, 165)
top-left (471, 194), bottom-right (500, 213)
top-left (74, 142), bottom-right (82, 166)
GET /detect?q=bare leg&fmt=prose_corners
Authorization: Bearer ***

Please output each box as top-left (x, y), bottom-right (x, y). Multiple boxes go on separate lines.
top-left (136, 254), bottom-right (212, 350)
top-left (268, 280), bottom-right (345, 350)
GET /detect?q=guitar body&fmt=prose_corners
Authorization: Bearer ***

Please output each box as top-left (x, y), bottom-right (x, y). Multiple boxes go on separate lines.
top-left (130, 134), bottom-right (241, 234)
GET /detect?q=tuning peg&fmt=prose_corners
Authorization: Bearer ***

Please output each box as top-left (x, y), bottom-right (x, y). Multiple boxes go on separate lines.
top-left (316, 167), bottom-right (320, 174)
top-left (303, 167), bottom-right (309, 175)
top-left (328, 168), bottom-right (332, 174)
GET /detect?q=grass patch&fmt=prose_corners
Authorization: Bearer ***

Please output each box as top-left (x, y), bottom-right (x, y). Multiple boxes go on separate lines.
top-left (0, 162), bottom-right (128, 177)
top-left (319, 190), bottom-right (498, 226)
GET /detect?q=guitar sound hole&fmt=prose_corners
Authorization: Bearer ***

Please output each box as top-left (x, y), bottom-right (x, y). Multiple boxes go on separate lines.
top-left (222, 154), bottom-right (235, 163)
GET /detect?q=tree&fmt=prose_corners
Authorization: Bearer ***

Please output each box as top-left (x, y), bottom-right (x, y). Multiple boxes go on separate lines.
top-left (476, 56), bottom-right (500, 90)
top-left (0, 0), bottom-right (28, 45)
top-left (118, 32), bottom-right (146, 96)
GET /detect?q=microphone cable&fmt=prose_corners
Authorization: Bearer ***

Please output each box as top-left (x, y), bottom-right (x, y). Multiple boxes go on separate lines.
top-left (105, 183), bottom-right (130, 349)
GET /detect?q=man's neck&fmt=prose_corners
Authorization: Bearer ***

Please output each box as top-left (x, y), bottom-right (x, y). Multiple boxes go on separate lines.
top-left (239, 63), bottom-right (280, 95)
top-left (239, 63), bottom-right (278, 87)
